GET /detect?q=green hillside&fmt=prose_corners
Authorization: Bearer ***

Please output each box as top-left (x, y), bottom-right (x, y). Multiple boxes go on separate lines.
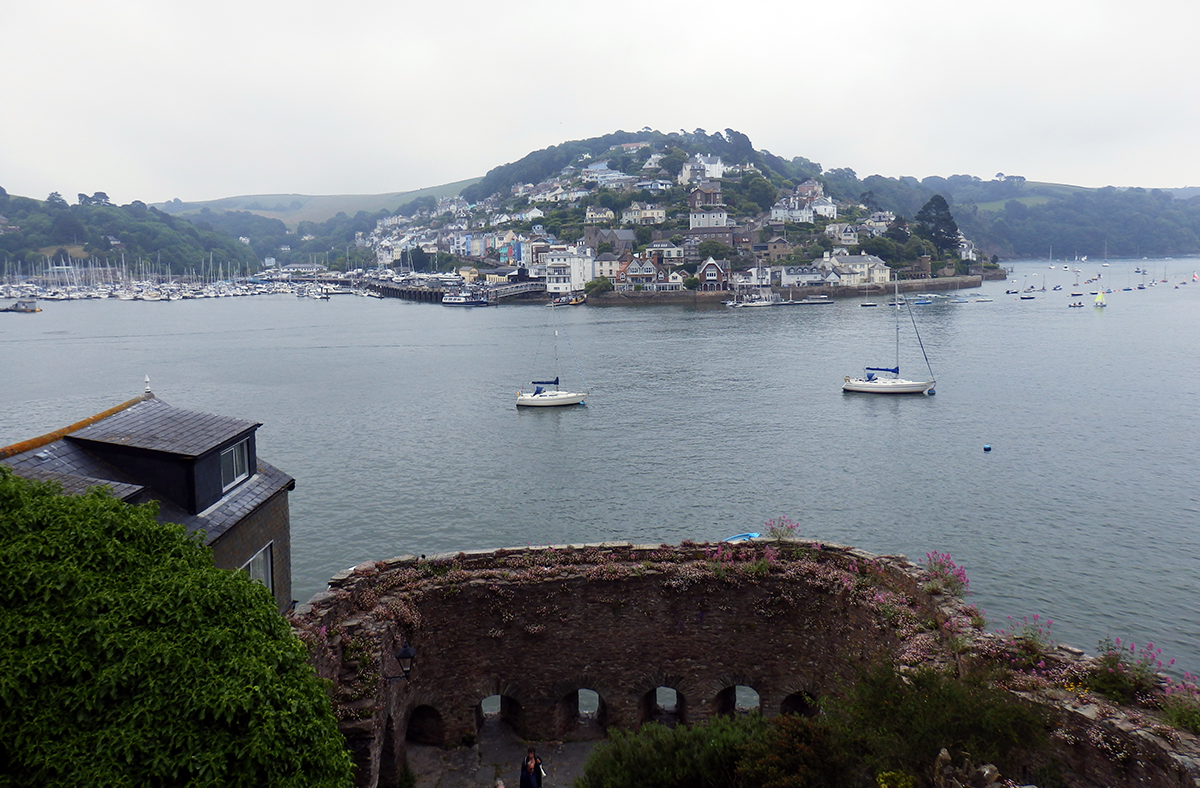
top-left (152, 179), bottom-right (479, 228)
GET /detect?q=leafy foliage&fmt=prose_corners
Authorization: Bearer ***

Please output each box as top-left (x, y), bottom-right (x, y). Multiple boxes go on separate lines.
top-left (0, 468), bottom-right (352, 787)
top-left (1086, 637), bottom-right (1170, 704)
top-left (575, 662), bottom-right (1046, 788)
top-left (912, 196), bottom-right (960, 254)
top-left (1162, 674), bottom-right (1200, 735)
top-left (575, 715), bottom-right (767, 788)
top-left (822, 664), bottom-right (1045, 784)
top-left (735, 714), bottom-right (848, 788)
top-left (0, 188), bottom-right (259, 273)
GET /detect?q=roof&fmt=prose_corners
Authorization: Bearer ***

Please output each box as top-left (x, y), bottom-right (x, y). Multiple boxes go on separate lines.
top-left (0, 393), bottom-right (293, 545)
top-left (68, 397), bottom-right (259, 458)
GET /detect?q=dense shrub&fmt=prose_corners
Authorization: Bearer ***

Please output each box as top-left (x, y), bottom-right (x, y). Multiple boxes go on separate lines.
top-left (575, 714), bottom-right (767, 788)
top-left (575, 663), bottom-right (1047, 788)
top-left (735, 714), bottom-right (848, 788)
top-left (0, 468), bottom-right (352, 787)
top-left (1086, 637), bottom-right (1169, 704)
top-left (822, 663), bottom-right (1046, 784)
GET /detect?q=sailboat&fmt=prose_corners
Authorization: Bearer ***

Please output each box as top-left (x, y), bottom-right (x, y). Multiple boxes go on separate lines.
top-left (1094, 290), bottom-right (1107, 308)
top-left (516, 312), bottom-right (588, 407)
top-left (843, 283), bottom-right (936, 395)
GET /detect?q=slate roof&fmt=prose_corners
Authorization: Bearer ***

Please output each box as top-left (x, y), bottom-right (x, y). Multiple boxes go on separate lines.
top-left (0, 393), bottom-right (292, 545)
top-left (68, 397), bottom-right (258, 458)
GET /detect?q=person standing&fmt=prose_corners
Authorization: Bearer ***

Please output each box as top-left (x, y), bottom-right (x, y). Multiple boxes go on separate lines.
top-left (518, 746), bottom-right (543, 788)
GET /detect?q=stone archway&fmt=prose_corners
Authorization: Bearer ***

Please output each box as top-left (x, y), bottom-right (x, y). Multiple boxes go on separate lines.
top-left (713, 684), bottom-right (761, 717)
top-left (639, 685), bottom-right (686, 728)
top-left (554, 687), bottom-right (608, 740)
top-left (475, 692), bottom-right (525, 740)
top-left (780, 691), bottom-right (820, 718)
top-left (406, 704), bottom-right (445, 746)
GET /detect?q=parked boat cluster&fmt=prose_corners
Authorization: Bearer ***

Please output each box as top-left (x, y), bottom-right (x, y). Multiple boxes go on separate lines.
top-left (0, 280), bottom-right (380, 302)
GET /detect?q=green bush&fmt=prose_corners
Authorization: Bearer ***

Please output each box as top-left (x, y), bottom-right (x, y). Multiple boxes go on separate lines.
top-left (1162, 676), bottom-right (1200, 735)
top-left (0, 468), bottom-right (352, 787)
top-left (575, 715), bottom-right (766, 788)
top-left (1086, 638), bottom-right (1164, 704)
top-left (822, 663), bottom-right (1046, 784)
top-left (736, 714), bottom-right (848, 788)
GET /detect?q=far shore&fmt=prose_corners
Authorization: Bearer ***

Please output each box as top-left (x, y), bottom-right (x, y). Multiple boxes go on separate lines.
top-left (588, 274), bottom-right (989, 305)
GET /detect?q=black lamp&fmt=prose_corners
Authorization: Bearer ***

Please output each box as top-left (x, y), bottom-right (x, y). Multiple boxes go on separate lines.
top-left (386, 641), bottom-right (417, 683)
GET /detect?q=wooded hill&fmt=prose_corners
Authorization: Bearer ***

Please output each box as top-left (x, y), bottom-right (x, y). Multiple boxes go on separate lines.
top-left (6, 128), bottom-right (1198, 273)
top-left (0, 188), bottom-right (260, 274)
top-left (460, 128), bottom-right (1200, 260)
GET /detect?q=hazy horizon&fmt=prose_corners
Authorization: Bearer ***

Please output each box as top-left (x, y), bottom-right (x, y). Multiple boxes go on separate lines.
top-left (5, 0), bottom-right (1198, 206)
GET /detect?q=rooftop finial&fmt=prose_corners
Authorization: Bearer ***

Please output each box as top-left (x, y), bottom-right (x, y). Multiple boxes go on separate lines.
top-left (144, 375), bottom-right (151, 393)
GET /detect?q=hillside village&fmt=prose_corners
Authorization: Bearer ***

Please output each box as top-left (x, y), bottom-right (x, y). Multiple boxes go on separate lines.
top-left (321, 142), bottom-right (986, 296)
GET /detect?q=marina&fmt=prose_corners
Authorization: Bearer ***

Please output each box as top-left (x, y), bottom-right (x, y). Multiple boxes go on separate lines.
top-left (3, 257), bottom-right (1199, 675)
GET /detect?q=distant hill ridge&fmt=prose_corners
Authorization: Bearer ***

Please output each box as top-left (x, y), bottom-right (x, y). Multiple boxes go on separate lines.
top-left (142, 127), bottom-right (1200, 259)
top-left (152, 179), bottom-right (478, 228)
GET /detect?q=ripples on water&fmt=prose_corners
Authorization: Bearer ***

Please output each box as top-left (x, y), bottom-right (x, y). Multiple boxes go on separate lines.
top-left (3, 259), bottom-right (1198, 667)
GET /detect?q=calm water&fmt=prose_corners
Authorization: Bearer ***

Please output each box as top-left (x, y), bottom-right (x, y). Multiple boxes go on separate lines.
top-left (3, 259), bottom-right (1198, 668)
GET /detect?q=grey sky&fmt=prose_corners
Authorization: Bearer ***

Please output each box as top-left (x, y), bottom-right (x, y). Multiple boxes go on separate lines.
top-left (5, 0), bottom-right (1197, 206)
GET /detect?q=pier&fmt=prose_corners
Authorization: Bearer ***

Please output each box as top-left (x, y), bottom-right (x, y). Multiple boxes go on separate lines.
top-left (366, 280), bottom-right (546, 304)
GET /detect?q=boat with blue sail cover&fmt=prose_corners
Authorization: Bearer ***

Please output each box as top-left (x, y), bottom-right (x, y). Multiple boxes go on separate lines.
top-left (843, 284), bottom-right (936, 395)
top-left (516, 377), bottom-right (586, 407)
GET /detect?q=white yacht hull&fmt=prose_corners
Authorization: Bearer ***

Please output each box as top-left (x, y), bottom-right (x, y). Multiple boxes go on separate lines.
top-left (516, 390), bottom-right (587, 407)
top-left (842, 377), bottom-right (935, 394)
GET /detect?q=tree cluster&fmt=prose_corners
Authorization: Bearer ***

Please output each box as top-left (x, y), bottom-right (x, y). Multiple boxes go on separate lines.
top-left (0, 187), bottom-right (259, 273)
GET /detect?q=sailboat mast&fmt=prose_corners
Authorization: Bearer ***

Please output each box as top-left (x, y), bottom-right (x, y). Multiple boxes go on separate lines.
top-left (894, 282), bottom-right (901, 372)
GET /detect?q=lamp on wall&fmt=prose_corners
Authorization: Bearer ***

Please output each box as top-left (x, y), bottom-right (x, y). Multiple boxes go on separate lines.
top-left (385, 641), bottom-right (417, 683)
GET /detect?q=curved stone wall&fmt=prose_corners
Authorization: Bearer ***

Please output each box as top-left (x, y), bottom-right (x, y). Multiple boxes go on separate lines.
top-left (289, 540), bottom-right (1200, 788)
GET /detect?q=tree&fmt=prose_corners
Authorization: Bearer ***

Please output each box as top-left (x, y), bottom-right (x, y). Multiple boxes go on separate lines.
top-left (913, 195), bottom-right (960, 255)
top-left (746, 176), bottom-right (778, 212)
top-left (50, 211), bottom-right (86, 244)
top-left (0, 468), bottom-right (353, 787)
top-left (584, 276), bottom-right (612, 295)
top-left (45, 191), bottom-right (68, 209)
top-left (697, 240), bottom-right (734, 260)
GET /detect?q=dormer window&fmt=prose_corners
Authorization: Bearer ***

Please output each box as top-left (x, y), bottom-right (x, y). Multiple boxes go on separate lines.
top-left (220, 440), bottom-right (250, 491)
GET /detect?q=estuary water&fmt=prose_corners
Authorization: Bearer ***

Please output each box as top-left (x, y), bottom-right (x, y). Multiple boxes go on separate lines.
top-left (3, 258), bottom-right (1198, 669)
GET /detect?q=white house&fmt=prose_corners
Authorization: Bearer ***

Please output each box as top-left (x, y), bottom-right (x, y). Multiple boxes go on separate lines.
top-left (645, 240), bottom-right (684, 263)
top-left (810, 196), bottom-right (838, 219)
top-left (827, 252), bottom-right (891, 286)
top-left (689, 208), bottom-right (729, 229)
top-left (770, 197), bottom-right (814, 224)
top-left (543, 245), bottom-right (596, 294)
top-left (778, 265), bottom-right (840, 287)
top-left (678, 154), bottom-right (725, 185)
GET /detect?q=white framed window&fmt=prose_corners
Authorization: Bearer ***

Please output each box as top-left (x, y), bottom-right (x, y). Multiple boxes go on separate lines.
top-left (220, 439), bottom-right (249, 491)
top-left (241, 543), bottom-right (273, 593)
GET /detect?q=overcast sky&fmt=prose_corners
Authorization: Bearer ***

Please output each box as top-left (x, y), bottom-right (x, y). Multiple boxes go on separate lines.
top-left (5, 0), bottom-right (1198, 206)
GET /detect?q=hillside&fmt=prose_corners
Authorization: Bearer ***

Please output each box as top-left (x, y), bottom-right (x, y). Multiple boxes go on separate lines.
top-left (151, 179), bottom-right (478, 228)
top-left (0, 189), bottom-right (259, 274)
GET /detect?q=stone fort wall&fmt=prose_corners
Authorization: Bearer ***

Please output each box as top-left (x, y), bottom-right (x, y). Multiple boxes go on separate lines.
top-left (289, 540), bottom-right (1200, 788)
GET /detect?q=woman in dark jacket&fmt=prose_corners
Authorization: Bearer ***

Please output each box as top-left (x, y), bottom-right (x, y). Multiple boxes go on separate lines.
top-left (518, 746), bottom-right (543, 788)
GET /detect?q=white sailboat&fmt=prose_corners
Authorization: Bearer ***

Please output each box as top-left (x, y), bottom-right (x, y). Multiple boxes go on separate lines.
top-left (516, 313), bottom-right (588, 407)
top-left (843, 284), bottom-right (936, 395)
